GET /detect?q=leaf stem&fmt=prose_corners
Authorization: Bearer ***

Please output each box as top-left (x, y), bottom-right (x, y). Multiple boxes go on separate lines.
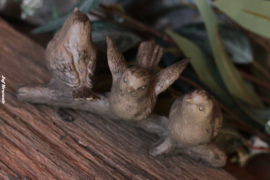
top-left (96, 4), bottom-right (175, 44)
top-left (239, 69), bottom-right (270, 90)
top-left (252, 61), bottom-right (270, 81)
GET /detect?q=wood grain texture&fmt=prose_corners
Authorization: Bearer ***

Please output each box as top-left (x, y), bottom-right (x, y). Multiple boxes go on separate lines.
top-left (0, 17), bottom-right (236, 180)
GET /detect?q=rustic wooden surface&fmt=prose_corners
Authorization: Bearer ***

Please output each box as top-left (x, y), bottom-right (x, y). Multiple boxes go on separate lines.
top-left (0, 17), bottom-right (236, 180)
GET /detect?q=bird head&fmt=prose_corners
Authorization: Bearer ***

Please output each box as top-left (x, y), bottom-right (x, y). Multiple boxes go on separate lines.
top-left (168, 89), bottom-right (222, 146)
top-left (119, 67), bottom-right (150, 97)
top-left (63, 8), bottom-right (92, 50)
top-left (183, 89), bottom-right (214, 122)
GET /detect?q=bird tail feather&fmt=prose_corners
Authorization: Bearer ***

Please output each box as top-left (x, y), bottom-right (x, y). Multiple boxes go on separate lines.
top-left (136, 41), bottom-right (164, 72)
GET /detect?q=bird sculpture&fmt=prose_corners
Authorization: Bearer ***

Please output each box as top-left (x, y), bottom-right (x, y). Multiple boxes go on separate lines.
top-left (107, 36), bottom-right (190, 122)
top-left (45, 7), bottom-right (99, 100)
top-left (149, 89), bottom-right (226, 168)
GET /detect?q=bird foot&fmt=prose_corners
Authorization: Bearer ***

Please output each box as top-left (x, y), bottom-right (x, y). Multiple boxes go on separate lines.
top-left (72, 87), bottom-right (100, 101)
top-left (149, 138), bottom-right (173, 157)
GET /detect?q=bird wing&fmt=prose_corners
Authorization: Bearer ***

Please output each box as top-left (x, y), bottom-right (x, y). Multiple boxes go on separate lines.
top-left (86, 45), bottom-right (97, 88)
top-left (46, 45), bottom-right (80, 88)
top-left (153, 58), bottom-right (190, 95)
top-left (106, 37), bottom-right (128, 82)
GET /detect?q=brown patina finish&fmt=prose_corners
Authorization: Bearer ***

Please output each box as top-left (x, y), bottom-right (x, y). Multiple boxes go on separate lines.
top-left (107, 37), bottom-right (189, 122)
top-left (17, 8), bottom-right (226, 168)
top-left (46, 8), bottom-right (99, 100)
top-left (149, 89), bottom-right (226, 168)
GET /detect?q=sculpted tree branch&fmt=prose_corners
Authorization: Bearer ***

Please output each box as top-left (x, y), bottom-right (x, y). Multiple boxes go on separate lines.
top-left (17, 8), bottom-right (226, 168)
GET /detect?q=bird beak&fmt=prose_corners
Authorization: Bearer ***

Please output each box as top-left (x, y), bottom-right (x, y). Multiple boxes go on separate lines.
top-left (126, 86), bottom-right (136, 93)
top-left (186, 98), bottom-right (193, 103)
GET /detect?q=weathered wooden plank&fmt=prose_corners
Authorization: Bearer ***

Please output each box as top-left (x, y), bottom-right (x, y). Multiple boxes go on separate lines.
top-left (0, 17), bottom-right (236, 180)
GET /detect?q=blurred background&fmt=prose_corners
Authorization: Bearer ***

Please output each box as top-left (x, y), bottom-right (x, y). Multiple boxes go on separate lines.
top-left (1, 0), bottom-right (270, 179)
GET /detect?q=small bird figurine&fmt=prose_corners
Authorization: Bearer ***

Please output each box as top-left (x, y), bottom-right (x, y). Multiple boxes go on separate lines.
top-left (106, 37), bottom-right (190, 122)
top-left (169, 89), bottom-right (223, 146)
top-left (150, 89), bottom-right (226, 168)
top-left (45, 7), bottom-right (99, 100)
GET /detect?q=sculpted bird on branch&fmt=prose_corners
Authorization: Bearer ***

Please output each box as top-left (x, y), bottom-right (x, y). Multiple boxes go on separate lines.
top-left (107, 37), bottom-right (190, 122)
top-left (46, 8), bottom-right (99, 101)
top-left (17, 7), bottom-right (227, 168)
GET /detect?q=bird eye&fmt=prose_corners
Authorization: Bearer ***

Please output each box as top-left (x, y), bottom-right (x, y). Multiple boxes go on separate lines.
top-left (141, 86), bottom-right (146, 90)
top-left (124, 77), bottom-right (127, 83)
top-left (199, 106), bottom-right (204, 111)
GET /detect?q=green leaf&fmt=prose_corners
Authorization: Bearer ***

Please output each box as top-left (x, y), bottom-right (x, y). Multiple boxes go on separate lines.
top-left (166, 30), bottom-right (234, 107)
top-left (92, 21), bottom-right (141, 52)
top-left (234, 100), bottom-right (266, 126)
top-left (33, 0), bottom-right (103, 34)
top-left (33, 16), bottom-right (67, 34)
top-left (177, 23), bottom-right (253, 64)
top-left (51, 6), bottom-right (61, 20)
top-left (219, 26), bottom-right (253, 64)
top-left (265, 119), bottom-right (270, 134)
top-left (213, 0), bottom-right (270, 39)
top-left (194, 0), bottom-right (264, 108)
top-left (76, 0), bottom-right (103, 12)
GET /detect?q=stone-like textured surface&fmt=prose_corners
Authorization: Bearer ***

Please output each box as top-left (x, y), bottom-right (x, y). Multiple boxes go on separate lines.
top-left (46, 8), bottom-right (99, 100)
top-left (107, 37), bottom-right (189, 122)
